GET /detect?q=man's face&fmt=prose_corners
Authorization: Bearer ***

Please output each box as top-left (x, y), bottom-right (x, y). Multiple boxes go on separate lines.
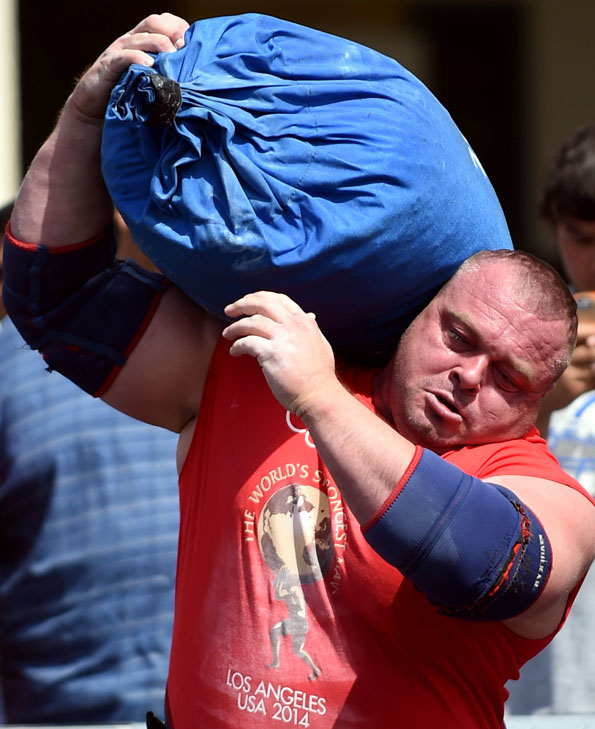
top-left (556, 216), bottom-right (595, 292)
top-left (382, 260), bottom-right (568, 453)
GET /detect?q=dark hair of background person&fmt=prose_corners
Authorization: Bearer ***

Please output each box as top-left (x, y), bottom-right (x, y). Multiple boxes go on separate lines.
top-left (540, 124), bottom-right (595, 224)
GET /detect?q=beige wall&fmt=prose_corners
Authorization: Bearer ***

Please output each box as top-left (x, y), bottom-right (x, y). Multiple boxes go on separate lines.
top-left (0, 0), bottom-right (20, 208)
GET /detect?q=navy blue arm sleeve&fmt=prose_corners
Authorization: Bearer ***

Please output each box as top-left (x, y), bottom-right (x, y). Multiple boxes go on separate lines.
top-left (364, 447), bottom-right (551, 620)
top-left (3, 225), bottom-right (169, 397)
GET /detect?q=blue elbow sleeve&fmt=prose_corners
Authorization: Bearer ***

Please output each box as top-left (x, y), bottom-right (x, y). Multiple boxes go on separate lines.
top-left (364, 448), bottom-right (551, 620)
top-left (3, 225), bottom-right (168, 397)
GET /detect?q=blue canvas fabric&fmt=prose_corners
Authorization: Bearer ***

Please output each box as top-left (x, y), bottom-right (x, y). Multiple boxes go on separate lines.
top-left (102, 13), bottom-right (512, 361)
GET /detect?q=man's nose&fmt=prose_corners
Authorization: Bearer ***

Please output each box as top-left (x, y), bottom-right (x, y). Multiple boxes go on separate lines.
top-left (456, 354), bottom-right (488, 391)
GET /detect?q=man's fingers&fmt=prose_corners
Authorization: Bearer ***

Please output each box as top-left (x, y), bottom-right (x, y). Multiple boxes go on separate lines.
top-left (105, 31), bottom-right (183, 70)
top-left (99, 13), bottom-right (190, 76)
top-left (93, 48), bottom-right (154, 83)
top-left (224, 291), bottom-right (306, 322)
top-left (228, 335), bottom-right (273, 360)
top-left (128, 13), bottom-right (189, 46)
top-left (222, 314), bottom-right (278, 342)
top-left (69, 14), bottom-right (189, 122)
top-left (118, 32), bottom-right (179, 56)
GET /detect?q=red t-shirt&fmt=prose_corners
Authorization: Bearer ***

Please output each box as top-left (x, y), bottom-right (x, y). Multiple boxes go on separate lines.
top-left (167, 339), bottom-right (591, 729)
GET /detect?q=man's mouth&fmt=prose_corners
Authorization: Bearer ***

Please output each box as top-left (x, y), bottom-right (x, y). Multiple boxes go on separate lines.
top-left (436, 394), bottom-right (459, 414)
top-left (429, 392), bottom-right (463, 423)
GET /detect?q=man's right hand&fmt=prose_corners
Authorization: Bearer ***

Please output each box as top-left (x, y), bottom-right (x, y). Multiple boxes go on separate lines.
top-left (68, 13), bottom-right (188, 124)
top-left (11, 13), bottom-right (189, 247)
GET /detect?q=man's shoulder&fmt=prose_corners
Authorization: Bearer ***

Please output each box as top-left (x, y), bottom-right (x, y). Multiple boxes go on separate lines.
top-left (336, 359), bottom-right (378, 405)
top-left (441, 429), bottom-right (581, 488)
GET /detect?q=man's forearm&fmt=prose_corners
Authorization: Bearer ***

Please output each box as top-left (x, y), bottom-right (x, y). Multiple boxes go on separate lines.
top-left (222, 290), bottom-right (417, 524)
top-left (11, 98), bottom-right (112, 246)
top-left (298, 382), bottom-right (416, 524)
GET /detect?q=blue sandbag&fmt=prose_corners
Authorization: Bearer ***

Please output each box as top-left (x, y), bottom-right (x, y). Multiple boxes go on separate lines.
top-left (101, 13), bottom-right (512, 361)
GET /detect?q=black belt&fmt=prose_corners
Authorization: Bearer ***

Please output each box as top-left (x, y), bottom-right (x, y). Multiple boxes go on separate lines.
top-left (146, 711), bottom-right (167, 729)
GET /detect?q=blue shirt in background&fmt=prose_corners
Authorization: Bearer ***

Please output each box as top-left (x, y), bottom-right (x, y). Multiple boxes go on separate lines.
top-left (0, 317), bottom-right (179, 723)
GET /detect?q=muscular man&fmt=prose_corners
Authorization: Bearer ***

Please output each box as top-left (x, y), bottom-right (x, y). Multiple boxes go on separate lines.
top-left (4, 14), bottom-right (595, 729)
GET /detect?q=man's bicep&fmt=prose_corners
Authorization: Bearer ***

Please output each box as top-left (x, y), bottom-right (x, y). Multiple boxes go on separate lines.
top-left (494, 475), bottom-right (595, 638)
top-left (3, 227), bottom-right (221, 432)
top-left (102, 285), bottom-right (222, 432)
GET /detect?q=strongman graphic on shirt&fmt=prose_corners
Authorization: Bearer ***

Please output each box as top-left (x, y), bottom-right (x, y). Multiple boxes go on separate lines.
top-left (258, 484), bottom-right (333, 679)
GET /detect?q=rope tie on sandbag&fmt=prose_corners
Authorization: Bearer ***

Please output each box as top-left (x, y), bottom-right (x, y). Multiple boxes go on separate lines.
top-left (148, 75), bottom-right (182, 126)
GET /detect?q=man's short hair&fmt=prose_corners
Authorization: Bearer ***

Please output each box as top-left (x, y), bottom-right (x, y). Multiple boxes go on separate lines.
top-left (540, 124), bottom-right (595, 224)
top-left (451, 249), bottom-right (577, 382)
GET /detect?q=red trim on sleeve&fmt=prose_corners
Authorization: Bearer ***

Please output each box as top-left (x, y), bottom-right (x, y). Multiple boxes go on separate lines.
top-left (5, 221), bottom-right (108, 253)
top-left (363, 445), bottom-right (424, 532)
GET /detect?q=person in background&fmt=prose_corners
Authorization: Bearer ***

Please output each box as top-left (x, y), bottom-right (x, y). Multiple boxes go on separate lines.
top-left (0, 202), bottom-right (180, 723)
top-left (506, 124), bottom-right (595, 715)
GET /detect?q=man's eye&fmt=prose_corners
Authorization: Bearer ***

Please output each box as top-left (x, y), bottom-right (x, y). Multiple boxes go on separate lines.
top-left (495, 368), bottom-right (519, 392)
top-left (448, 329), bottom-right (467, 344)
